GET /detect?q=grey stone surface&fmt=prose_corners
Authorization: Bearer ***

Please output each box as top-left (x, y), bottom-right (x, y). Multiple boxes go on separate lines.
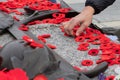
top-left (0, 22), bottom-right (117, 77)
top-left (29, 24), bottom-right (118, 76)
top-left (62, 0), bottom-right (85, 4)
top-left (29, 24), bottom-right (100, 69)
top-left (69, 3), bottom-right (84, 12)
top-left (0, 33), bottom-right (14, 46)
top-left (0, 0), bottom-right (120, 78)
top-left (101, 21), bottom-right (120, 27)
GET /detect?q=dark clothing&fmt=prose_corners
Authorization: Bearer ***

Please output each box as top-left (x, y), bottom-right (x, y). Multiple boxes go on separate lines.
top-left (85, 0), bottom-right (115, 14)
top-left (50, 0), bottom-right (56, 3)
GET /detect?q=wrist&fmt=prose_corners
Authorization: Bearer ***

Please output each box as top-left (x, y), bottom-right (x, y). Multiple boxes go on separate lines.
top-left (81, 6), bottom-right (95, 15)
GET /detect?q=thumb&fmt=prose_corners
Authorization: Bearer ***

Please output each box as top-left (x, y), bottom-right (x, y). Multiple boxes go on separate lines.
top-left (61, 21), bottom-right (68, 26)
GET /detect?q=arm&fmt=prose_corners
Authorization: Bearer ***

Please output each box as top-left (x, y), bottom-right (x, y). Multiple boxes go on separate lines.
top-left (85, 0), bottom-right (116, 14)
top-left (63, 0), bottom-right (115, 36)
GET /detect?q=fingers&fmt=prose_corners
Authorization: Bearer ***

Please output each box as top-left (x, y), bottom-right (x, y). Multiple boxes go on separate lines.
top-left (62, 19), bottom-right (79, 36)
top-left (76, 22), bottom-right (88, 36)
top-left (62, 21), bottom-right (89, 36)
top-left (62, 22), bottom-right (70, 35)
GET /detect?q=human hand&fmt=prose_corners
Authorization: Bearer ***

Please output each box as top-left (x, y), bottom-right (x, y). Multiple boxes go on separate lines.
top-left (62, 6), bottom-right (95, 36)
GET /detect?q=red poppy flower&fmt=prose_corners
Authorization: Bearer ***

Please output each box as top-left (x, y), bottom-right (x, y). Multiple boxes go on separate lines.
top-left (75, 36), bottom-right (85, 42)
top-left (0, 68), bottom-right (29, 80)
top-left (59, 8), bottom-right (71, 13)
top-left (38, 36), bottom-right (46, 43)
top-left (8, 68), bottom-right (29, 80)
top-left (88, 49), bottom-right (99, 56)
top-left (78, 42), bottom-right (89, 47)
top-left (105, 75), bottom-right (115, 80)
top-left (77, 46), bottom-right (88, 51)
top-left (19, 25), bottom-right (29, 31)
top-left (100, 54), bottom-right (116, 61)
top-left (47, 44), bottom-right (56, 49)
top-left (22, 35), bottom-right (34, 43)
top-left (57, 78), bottom-right (65, 80)
top-left (30, 42), bottom-right (44, 48)
top-left (52, 13), bottom-right (65, 19)
top-left (34, 74), bottom-right (48, 80)
top-left (13, 16), bottom-right (20, 21)
top-left (81, 60), bottom-right (93, 66)
top-left (40, 34), bottom-right (51, 38)
top-left (73, 66), bottom-right (81, 71)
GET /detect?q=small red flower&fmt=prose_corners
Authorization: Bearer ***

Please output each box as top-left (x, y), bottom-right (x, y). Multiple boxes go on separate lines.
top-left (81, 60), bottom-right (93, 66)
top-left (88, 49), bottom-right (99, 56)
top-left (105, 75), bottom-right (115, 80)
top-left (38, 36), bottom-right (46, 43)
top-left (59, 8), bottom-right (71, 13)
top-left (73, 66), bottom-right (81, 71)
top-left (100, 54), bottom-right (116, 61)
top-left (52, 13), bottom-right (65, 19)
top-left (0, 68), bottom-right (29, 80)
top-left (15, 11), bottom-right (23, 15)
top-left (78, 42), bottom-right (89, 47)
top-left (75, 36), bottom-right (85, 42)
top-left (0, 71), bottom-right (7, 80)
top-left (30, 42), bottom-right (44, 48)
top-left (8, 68), bottom-right (29, 80)
top-left (0, 46), bottom-right (2, 48)
top-left (64, 33), bottom-right (70, 37)
top-left (22, 35), bottom-right (34, 43)
top-left (96, 59), bottom-right (104, 64)
top-left (34, 74), bottom-right (48, 80)
top-left (113, 48), bottom-right (120, 54)
top-left (91, 41), bottom-right (101, 45)
top-left (13, 16), bottom-right (20, 21)
top-left (57, 78), bottom-right (65, 80)
top-left (28, 20), bottom-right (41, 25)
top-left (40, 34), bottom-right (51, 38)
top-left (114, 58), bottom-right (120, 64)
top-left (22, 35), bottom-right (44, 48)
top-left (101, 50), bottom-right (112, 55)
top-left (77, 46), bottom-right (88, 51)
top-left (47, 44), bottom-right (56, 49)
top-left (42, 19), bottom-right (54, 23)
top-left (19, 25), bottom-right (29, 31)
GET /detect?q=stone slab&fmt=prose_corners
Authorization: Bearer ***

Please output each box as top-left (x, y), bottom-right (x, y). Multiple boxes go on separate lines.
top-left (101, 21), bottom-right (120, 27)
top-left (69, 3), bottom-right (84, 12)
top-left (62, 0), bottom-right (85, 4)
top-left (0, 0), bottom-right (119, 78)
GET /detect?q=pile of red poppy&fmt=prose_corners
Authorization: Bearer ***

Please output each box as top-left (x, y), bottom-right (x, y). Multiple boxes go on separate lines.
top-left (0, 0), bottom-right (119, 80)
top-left (22, 34), bottom-right (57, 49)
top-left (61, 25), bottom-right (120, 66)
top-left (61, 26), bottom-right (120, 80)
top-left (0, 0), bottom-right (60, 13)
top-left (0, 68), bottom-right (29, 80)
top-left (0, 0), bottom-right (70, 14)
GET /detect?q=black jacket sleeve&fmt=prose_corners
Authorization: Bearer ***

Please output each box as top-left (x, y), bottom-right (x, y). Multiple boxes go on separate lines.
top-left (85, 0), bottom-right (116, 14)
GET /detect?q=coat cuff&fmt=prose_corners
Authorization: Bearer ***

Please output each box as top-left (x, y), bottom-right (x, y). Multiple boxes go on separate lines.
top-left (85, 0), bottom-right (101, 14)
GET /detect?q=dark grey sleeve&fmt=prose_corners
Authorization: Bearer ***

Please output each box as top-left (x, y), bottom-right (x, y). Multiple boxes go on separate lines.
top-left (85, 0), bottom-right (116, 14)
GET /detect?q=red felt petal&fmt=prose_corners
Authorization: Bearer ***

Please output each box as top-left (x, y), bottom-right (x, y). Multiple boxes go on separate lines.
top-left (34, 74), bottom-right (48, 80)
